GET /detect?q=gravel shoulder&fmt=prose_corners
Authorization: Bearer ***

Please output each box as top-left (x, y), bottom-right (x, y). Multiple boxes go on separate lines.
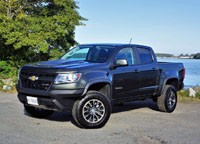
top-left (0, 92), bottom-right (200, 144)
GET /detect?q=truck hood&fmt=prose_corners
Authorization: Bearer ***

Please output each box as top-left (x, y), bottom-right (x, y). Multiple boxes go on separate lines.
top-left (27, 60), bottom-right (104, 70)
top-left (21, 60), bottom-right (108, 74)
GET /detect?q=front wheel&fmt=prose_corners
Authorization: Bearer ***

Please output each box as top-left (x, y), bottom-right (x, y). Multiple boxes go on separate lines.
top-left (72, 91), bottom-right (111, 128)
top-left (157, 85), bottom-right (177, 113)
top-left (24, 105), bottom-right (54, 118)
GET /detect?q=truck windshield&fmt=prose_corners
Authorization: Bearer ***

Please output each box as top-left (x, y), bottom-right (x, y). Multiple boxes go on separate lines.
top-left (60, 45), bottom-right (114, 63)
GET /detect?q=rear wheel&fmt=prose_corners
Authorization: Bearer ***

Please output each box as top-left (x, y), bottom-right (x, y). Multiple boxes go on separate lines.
top-left (157, 85), bottom-right (177, 113)
top-left (72, 91), bottom-right (111, 128)
top-left (24, 105), bottom-right (54, 118)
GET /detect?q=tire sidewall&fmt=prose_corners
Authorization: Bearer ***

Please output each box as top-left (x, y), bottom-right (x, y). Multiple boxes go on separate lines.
top-left (165, 86), bottom-right (177, 113)
top-left (77, 92), bottom-right (111, 128)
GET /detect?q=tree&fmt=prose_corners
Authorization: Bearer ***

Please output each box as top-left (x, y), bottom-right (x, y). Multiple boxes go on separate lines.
top-left (0, 0), bottom-right (86, 65)
top-left (194, 53), bottom-right (200, 59)
top-left (179, 53), bottom-right (184, 57)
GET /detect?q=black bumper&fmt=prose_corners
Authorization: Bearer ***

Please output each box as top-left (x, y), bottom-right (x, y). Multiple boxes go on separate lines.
top-left (16, 84), bottom-right (84, 111)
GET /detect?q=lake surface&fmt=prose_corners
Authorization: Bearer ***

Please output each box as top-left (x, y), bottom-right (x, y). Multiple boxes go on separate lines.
top-left (158, 58), bottom-right (200, 88)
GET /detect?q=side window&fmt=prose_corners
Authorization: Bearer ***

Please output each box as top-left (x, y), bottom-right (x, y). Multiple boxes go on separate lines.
top-left (115, 48), bottom-right (135, 65)
top-left (137, 48), bottom-right (153, 64)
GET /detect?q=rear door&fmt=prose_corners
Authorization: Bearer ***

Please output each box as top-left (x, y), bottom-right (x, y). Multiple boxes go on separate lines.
top-left (136, 47), bottom-right (159, 95)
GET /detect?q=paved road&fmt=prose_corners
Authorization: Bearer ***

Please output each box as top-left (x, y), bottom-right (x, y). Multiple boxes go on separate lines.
top-left (0, 92), bottom-right (200, 144)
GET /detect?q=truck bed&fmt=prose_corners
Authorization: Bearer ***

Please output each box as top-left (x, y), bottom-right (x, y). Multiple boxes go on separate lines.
top-left (158, 62), bottom-right (184, 72)
top-left (158, 62), bottom-right (185, 91)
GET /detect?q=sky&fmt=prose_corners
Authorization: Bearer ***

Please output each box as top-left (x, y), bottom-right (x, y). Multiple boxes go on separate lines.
top-left (75, 0), bottom-right (200, 56)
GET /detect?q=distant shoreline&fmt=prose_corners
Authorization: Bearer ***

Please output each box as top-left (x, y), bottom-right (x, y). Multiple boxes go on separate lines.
top-left (157, 56), bottom-right (196, 59)
top-left (156, 53), bottom-right (200, 59)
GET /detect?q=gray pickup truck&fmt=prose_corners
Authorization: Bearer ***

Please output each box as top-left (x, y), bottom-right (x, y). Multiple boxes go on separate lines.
top-left (16, 44), bottom-right (185, 128)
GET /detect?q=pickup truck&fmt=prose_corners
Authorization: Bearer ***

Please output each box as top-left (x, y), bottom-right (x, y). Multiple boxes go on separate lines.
top-left (16, 44), bottom-right (185, 128)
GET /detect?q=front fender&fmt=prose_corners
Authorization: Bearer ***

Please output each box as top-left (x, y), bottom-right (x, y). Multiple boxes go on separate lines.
top-left (81, 79), bottom-right (112, 96)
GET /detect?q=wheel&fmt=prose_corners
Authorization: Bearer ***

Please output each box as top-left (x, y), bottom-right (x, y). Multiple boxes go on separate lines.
top-left (157, 85), bottom-right (177, 113)
top-left (24, 105), bottom-right (54, 118)
top-left (72, 91), bottom-right (111, 128)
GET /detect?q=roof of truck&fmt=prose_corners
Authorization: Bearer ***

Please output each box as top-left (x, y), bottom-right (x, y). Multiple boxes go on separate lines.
top-left (80, 43), bottom-right (151, 49)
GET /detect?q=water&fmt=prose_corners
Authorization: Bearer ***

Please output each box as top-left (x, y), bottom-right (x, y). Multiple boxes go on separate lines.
top-left (158, 58), bottom-right (200, 88)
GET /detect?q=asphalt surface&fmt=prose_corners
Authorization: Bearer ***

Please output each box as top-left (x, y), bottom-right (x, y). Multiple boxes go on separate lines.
top-left (0, 92), bottom-right (200, 144)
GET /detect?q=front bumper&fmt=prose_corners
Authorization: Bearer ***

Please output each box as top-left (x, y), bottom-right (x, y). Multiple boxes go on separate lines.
top-left (16, 83), bottom-right (84, 111)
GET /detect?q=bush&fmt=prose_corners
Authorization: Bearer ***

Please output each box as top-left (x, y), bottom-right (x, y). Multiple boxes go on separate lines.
top-left (178, 89), bottom-right (200, 102)
top-left (178, 89), bottom-right (189, 97)
top-left (193, 53), bottom-right (200, 59)
top-left (0, 79), bottom-right (4, 88)
top-left (0, 61), bottom-right (19, 91)
top-left (196, 92), bottom-right (200, 99)
top-left (0, 61), bottom-right (17, 78)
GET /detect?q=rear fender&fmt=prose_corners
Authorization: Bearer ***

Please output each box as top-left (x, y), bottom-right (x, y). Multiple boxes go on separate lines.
top-left (157, 70), bottom-right (179, 95)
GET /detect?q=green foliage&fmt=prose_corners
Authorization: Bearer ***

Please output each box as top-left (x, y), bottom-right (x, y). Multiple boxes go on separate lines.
top-left (178, 53), bottom-right (200, 59)
top-left (0, 0), bottom-right (86, 64)
top-left (196, 92), bottom-right (200, 99)
top-left (178, 89), bottom-right (189, 97)
top-left (178, 89), bottom-right (200, 102)
top-left (193, 53), bottom-right (200, 59)
top-left (0, 61), bottom-right (17, 78)
top-left (0, 0), bottom-right (86, 91)
top-left (0, 60), bottom-right (19, 91)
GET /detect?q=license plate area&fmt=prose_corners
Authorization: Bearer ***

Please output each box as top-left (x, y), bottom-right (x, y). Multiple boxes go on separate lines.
top-left (27, 96), bottom-right (39, 105)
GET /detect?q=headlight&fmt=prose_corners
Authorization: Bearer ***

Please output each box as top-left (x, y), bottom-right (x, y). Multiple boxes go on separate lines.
top-left (54, 73), bottom-right (81, 84)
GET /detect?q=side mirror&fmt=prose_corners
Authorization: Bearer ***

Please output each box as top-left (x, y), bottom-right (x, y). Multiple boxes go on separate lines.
top-left (115, 59), bottom-right (128, 67)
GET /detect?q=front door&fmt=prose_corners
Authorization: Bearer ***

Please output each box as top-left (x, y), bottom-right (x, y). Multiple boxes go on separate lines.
top-left (112, 47), bottom-right (140, 99)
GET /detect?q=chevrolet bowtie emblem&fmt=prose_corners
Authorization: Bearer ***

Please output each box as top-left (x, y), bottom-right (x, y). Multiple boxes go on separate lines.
top-left (28, 76), bottom-right (39, 81)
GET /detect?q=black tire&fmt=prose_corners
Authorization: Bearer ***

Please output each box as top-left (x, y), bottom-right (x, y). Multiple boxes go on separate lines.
top-left (72, 91), bottom-right (111, 128)
top-left (157, 85), bottom-right (177, 113)
top-left (72, 100), bottom-right (81, 127)
top-left (24, 105), bottom-right (54, 118)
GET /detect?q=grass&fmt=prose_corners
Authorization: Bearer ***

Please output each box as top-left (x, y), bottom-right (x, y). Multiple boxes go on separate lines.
top-left (178, 89), bottom-right (200, 102)
top-left (0, 89), bottom-right (16, 93)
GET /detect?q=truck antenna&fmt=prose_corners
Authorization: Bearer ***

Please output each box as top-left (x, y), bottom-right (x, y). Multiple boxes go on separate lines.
top-left (129, 38), bottom-right (132, 44)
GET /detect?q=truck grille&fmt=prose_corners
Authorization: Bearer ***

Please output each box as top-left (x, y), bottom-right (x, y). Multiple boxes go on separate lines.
top-left (20, 72), bottom-right (56, 90)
